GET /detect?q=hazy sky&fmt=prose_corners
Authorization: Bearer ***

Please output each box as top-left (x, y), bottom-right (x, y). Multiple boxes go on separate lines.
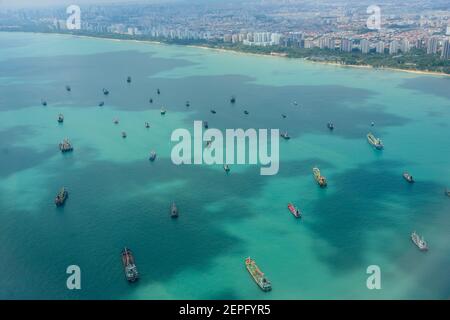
top-left (0, 0), bottom-right (181, 8)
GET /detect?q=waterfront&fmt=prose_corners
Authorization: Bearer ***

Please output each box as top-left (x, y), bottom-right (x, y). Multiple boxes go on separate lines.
top-left (0, 32), bottom-right (449, 299)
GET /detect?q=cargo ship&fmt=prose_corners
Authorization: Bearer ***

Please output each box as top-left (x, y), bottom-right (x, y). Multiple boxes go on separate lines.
top-left (157, 88), bottom-right (160, 95)
top-left (121, 247), bottom-right (139, 282)
top-left (445, 188), bottom-right (450, 197)
top-left (186, 101), bottom-right (190, 107)
top-left (41, 99), bottom-right (47, 106)
top-left (203, 121), bottom-right (209, 129)
top-left (149, 151), bottom-right (157, 162)
top-left (102, 88), bottom-right (109, 95)
top-left (327, 122), bottom-right (334, 130)
top-left (65, 85), bottom-right (71, 92)
top-left (287, 203), bottom-right (301, 218)
top-left (411, 231), bottom-right (428, 251)
top-left (98, 101), bottom-right (105, 107)
top-left (224, 164), bottom-right (230, 173)
top-left (403, 172), bottom-right (415, 183)
top-left (367, 133), bottom-right (383, 150)
top-left (280, 131), bottom-right (290, 140)
top-left (171, 202), bottom-right (178, 218)
top-left (145, 122), bottom-right (150, 128)
top-left (55, 187), bottom-right (68, 207)
top-left (230, 96), bottom-right (236, 104)
top-left (57, 114), bottom-right (64, 123)
top-left (59, 139), bottom-right (73, 152)
top-left (160, 108), bottom-right (166, 115)
top-left (122, 131), bottom-right (127, 138)
top-left (245, 257), bottom-right (271, 292)
top-left (313, 167), bottom-right (327, 187)
top-left (127, 76), bottom-right (132, 83)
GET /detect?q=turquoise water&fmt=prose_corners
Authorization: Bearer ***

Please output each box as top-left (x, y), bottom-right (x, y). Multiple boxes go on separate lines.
top-left (0, 32), bottom-right (449, 299)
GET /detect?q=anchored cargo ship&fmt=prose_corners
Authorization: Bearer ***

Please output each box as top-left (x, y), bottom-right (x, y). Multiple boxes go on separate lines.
top-left (55, 187), bottom-right (68, 207)
top-left (245, 257), bottom-right (271, 292)
top-left (313, 167), bottom-right (327, 187)
top-left (367, 133), bottom-right (383, 150)
top-left (403, 172), bottom-right (415, 183)
top-left (59, 139), bottom-right (73, 152)
top-left (411, 231), bottom-right (428, 251)
top-left (287, 203), bottom-right (301, 218)
top-left (121, 247), bottom-right (139, 282)
top-left (171, 202), bottom-right (178, 218)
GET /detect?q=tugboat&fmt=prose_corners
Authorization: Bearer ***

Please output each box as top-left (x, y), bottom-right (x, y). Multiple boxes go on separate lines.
top-left (224, 164), bottom-right (230, 173)
top-left (367, 133), bottom-right (383, 150)
top-left (98, 101), bottom-right (105, 107)
top-left (160, 108), bottom-right (166, 115)
top-left (65, 85), bottom-right (71, 92)
top-left (149, 98), bottom-right (153, 104)
top-left (327, 122), bottom-right (334, 130)
top-left (149, 151), bottom-right (157, 162)
top-left (203, 121), bottom-right (209, 129)
top-left (230, 96), bottom-right (236, 104)
top-left (127, 76), bottom-right (132, 83)
top-left (210, 109), bottom-right (217, 114)
top-left (411, 231), bottom-right (428, 251)
top-left (280, 131), bottom-right (291, 140)
top-left (57, 114), bottom-right (64, 123)
top-left (287, 203), bottom-right (301, 218)
top-left (122, 131), bottom-right (127, 138)
top-left (55, 187), bottom-right (68, 207)
top-left (186, 101), bottom-right (190, 107)
top-left (157, 88), bottom-right (160, 95)
top-left (244, 110), bottom-right (249, 115)
top-left (41, 99), bottom-right (47, 106)
top-left (145, 122), bottom-right (150, 128)
top-left (171, 202), bottom-right (178, 218)
top-left (245, 257), bottom-right (271, 292)
top-left (313, 167), bottom-right (327, 187)
top-left (102, 88), bottom-right (109, 95)
top-left (59, 139), bottom-right (73, 152)
top-left (403, 172), bottom-right (415, 183)
top-left (121, 247), bottom-right (139, 282)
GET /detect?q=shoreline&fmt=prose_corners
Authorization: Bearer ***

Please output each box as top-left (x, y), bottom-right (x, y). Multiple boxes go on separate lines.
top-left (8, 31), bottom-right (450, 78)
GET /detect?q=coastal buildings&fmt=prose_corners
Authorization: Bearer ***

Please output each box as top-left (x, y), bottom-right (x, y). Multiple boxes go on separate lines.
top-left (376, 41), bottom-right (385, 54)
top-left (340, 38), bottom-right (352, 52)
top-left (389, 40), bottom-right (400, 55)
top-left (442, 39), bottom-right (450, 59)
top-left (427, 37), bottom-right (439, 54)
top-left (360, 39), bottom-right (370, 54)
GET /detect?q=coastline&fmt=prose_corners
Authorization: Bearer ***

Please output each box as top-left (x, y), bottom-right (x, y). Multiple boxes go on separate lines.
top-left (9, 31), bottom-right (450, 78)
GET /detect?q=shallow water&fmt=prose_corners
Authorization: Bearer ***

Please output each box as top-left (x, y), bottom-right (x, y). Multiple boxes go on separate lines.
top-left (0, 32), bottom-right (449, 299)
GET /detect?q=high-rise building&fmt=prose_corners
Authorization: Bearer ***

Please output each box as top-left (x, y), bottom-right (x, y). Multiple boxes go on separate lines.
top-left (400, 39), bottom-right (410, 53)
top-left (389, 40), bottom-right (400, 55)
top-left (360, 39), bottom-right (370, 54)
top-left (427, 37), bottom-right (439, 54)
top-left (442, 39), bottom-right (450, 59)
top-left (340, 38), bottom-right (352, 52)
top-left (375, 41), bottom-right (385, 54)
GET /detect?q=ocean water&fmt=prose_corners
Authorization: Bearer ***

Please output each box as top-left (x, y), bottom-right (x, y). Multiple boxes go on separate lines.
top-left (0, 32), bottom-right (449, 300)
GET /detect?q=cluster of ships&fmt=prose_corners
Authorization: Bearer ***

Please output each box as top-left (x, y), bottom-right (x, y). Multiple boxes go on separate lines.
top-left (43, 75), bottom-right (445, 289)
